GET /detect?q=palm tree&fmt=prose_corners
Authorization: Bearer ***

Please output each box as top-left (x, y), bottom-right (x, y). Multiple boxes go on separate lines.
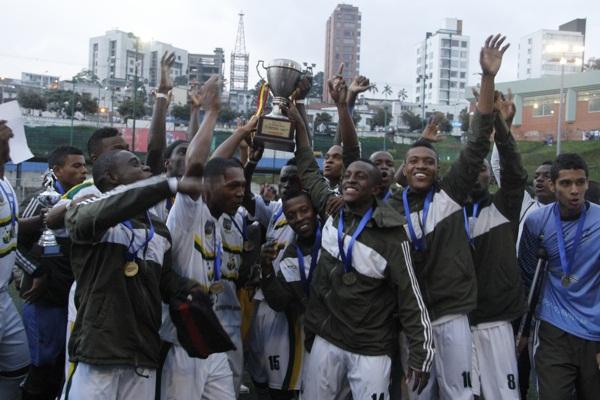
top-left (397, 88), bottom-right (408, 102)
top-left (382, 84), bottom-right (393, 98)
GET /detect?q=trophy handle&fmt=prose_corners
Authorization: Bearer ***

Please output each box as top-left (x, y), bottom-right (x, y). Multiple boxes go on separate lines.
top-left (256, 60), bottom-right (266, 81)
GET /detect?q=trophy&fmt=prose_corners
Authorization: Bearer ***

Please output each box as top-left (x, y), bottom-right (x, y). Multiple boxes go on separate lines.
top-left (37, 170), bottom-right (62, 256)
top-left (254, 59), bottom-right (304, 152)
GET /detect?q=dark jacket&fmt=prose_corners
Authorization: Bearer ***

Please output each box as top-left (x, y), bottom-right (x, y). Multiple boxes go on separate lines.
top-left (468, 116), bottom-right (527, 325)
top-left (296, 146), bottom-right (434, 373)
top-left (66, 176), bottom-right (197, 368)
top-left (387, 111), bottom-right (494, 321)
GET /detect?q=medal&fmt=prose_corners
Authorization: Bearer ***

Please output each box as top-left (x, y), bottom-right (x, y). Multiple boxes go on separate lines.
top-left (124, 261), bottom-right (139, 277)
top-left (342, 271), bottom-right (357, 286)
top-left (243, 241), bottom-right (254, 252)
top-left (211, 281), bottom-right (225, 294)
top-left (553, 203), bottom-right (586, 291)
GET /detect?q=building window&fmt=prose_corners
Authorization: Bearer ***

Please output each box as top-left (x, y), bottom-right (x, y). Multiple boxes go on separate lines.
top-left (526, 96), bottom-right (558, 117)
top-left (460, 72), bottom-right (466, 78)
top-left (461, 41), bottom-right (467, 48)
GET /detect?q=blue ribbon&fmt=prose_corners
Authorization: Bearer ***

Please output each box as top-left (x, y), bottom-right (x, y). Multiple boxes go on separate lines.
top-left (402, 188), bottom-right (433, 252)
top-left (337, 207), bottom-right (373, 273)
top-left (295, 221), bottom-right (321, 296)
top-left (230, 214), bottom-right (247, 241)
top-left (54, 180), bottom-right (65, 195)
top-left (121, 211), bottom-right (155, 262)
top-left (463, 201), bottom-right (480, 245)
top-left (214, 236), bottom-right (223, 281)
top-left (553, 202), bottom-right (587, 280)
top-left (383, 190), bottom-right (393, 203)
top-left (0, 181), bottom-right (16, 234)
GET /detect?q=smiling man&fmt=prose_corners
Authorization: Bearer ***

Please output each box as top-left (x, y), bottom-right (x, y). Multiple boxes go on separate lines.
top-left (519, 153), bottom-right (600, 400)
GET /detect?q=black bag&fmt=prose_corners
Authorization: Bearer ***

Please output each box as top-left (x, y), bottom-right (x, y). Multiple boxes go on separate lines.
top-left (168, 291), bottom-right (235, 359)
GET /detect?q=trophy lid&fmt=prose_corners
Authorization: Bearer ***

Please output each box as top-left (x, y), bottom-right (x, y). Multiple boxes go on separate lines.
top-left (267, 59), bottom-right (302, 71)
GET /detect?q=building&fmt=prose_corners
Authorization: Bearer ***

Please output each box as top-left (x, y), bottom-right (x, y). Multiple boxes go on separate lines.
top-left (517, 19), bottom-right (585, 80)
top-left (466, 70), bottom-right (600, 141)
top-left (323, 4), bottom-right (361, 102)
top-left (188, 49), bottom-right (225, 84)
top-left (20, 73), bottom-right (60, 89)
top-left (144, 42), bottom-right (188, 88)
top-left (414, 18), bottom-right (470, 107)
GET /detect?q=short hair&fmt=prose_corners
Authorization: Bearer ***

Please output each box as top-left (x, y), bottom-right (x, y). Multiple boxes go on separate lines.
top-left (410, 139), bottom-right (437, 153)
top-left (550, 153), bottom-right (588, 182)
top-left (204, 157), bottom-right (243, 180)
top-left (87, 127), bottom-right (120, 158)
top-left (281, 188), bottom-right (311, 204)
top-left (285, 157), bottom-right (297, 166)
top-left (540, 160), bottom-right (553, 167)
top-left (92, 149), bottom-right (122, 192)
top-left (48, 146), bottom-right (84, 168)
top-left (164, 140), bottom-right (189, 160)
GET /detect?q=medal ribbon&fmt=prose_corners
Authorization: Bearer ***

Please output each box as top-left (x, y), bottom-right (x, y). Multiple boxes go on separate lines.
top-left (383, 190), bottom-right (393, 203)
top-left (402, 188), bottom-right (433, 252)
top-left (0, 181), bottom-right (16, 235)
top-left (213, 231), bottom-right (223, 281)
top-left (553, 202), bottom-right (587, 281)
top-left (295, 221), bottom-right (322, 296)
top-left (463, 201), bottom-right (481, 245)
top-left (121, 211), bottom-right (155, 262)
top-left (254, 81), bottom-right (270, 118)
top-left (337, 207), bottom-right (373, 273)
top-left (54, 180), bottom-right (65, 195)
top-left (230, 214), bottom-right (247, 241)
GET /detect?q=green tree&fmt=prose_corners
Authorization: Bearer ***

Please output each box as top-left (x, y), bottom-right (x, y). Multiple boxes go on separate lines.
top-left (314, 112), bottom-right (332, 130)
top-left (397, 88), bottom-right (408, 102)
top-left (584, 57), bottom-right (600, 70)
top-left (439, 115), bottom-right (453, 133)
top-left (174, 75), bottom-right (188, 86)
top-left (118, 98), bottom-right (146, 120)
top-left (171, 103), bottom-right (191, 121)
top-left (370, 107), bottom-right (391, 129)
top-left (308, 71), bottom-right (324, 100)
top-left (352, 112), bottom-right (361, 127)
top-left (218, 107), bottom-right (238, 124)
top-left (382, 84), bottom-right (393, 98)
top-left (459, 108), bottom-right (470, 132)
top-left (17, 89), bottom-right (46, 110)
top-left (401, 110), bottom-right (423, 131)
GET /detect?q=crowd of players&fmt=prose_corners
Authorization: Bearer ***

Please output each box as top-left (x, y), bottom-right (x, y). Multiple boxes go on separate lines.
top-left (0, 34), bottom-right (598, 400)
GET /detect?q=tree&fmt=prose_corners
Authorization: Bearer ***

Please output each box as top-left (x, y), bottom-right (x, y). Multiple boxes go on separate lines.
top-left (352, 112), bottom-right (361, 127)
top-left (17, 89), bottom-right (46, 110)
top-left (382, 84), bottom-right (393, 98)
top-left (218, 107), bottom-right (238, 124)
top-left (401, 110), bottom-right (423, 131)
top-left (78, 93), bottom-right (98, 114)
top-left (118, 98), bottom-right (146, 120)
top-left (459, 108), bottom-right (470, 132)
top-left (174, 76), bottom-right (188, 86)
top-left (314, 112), bottom-right (332, 131)
top-left (584, 57), bottom-right (600, 71)
top-left (171, 103), bottom-right (191, 121)
top-left (308, 71), bottom-right (324, 100)
top-left (397, 88), bottom-right (408, 102)
top-left (438, 116), bottom-right (453, 133)
top-left (370, 106), bottom-right (391, 129)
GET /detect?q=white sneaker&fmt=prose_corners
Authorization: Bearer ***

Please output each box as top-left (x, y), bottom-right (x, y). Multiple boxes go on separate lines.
top-left (240, 384), bottom-right (250, 394)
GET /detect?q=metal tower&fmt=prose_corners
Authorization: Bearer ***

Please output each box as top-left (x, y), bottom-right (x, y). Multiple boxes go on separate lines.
top-left (230, 12), bottom-right (249, 92)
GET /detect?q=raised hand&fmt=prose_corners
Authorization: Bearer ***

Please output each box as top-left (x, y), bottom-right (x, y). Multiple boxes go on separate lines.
top-left (189, 80), bottom-right (203, 110)
top-left (260, 240), bottom-right (282, 277)
top-left (200, 75), bottom-right (222, 111)
top-left (328, 63), bottom-right (347, 105)
top-left (495, 88), bottom-right (516, 124)
top-left (293, 75), bottom-right (313, 101)
top-left (347, 75), bottom-right (373, 103)
top-left (421, 112), bottom-right (446, 142)
top-left (158, 51), bottom-right (176, 94)
top-left (235, 115), bottom-right (259, 141)
top-left (480, 34), bottom-right (510, 77)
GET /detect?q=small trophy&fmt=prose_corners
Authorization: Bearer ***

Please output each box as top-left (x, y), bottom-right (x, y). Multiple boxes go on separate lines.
top-left (254, 59), bottom-right (304, 152)
top-left (37, 170), bottom-right (62, 257)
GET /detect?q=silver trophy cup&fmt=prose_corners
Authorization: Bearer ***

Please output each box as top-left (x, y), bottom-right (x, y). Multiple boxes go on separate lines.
top-left (37, 171), bottom-right (62, 256)
top-left (255, 59), bottom-right (303, 152)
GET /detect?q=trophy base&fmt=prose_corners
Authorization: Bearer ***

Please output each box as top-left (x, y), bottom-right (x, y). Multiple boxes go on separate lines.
top-left (256, 115), bottom-right (295, 152)
top-left (41, 244), bottom-right (62, 257)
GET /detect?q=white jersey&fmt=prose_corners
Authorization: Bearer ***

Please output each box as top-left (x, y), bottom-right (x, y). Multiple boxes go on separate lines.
top-left (252, 197), bottom-right (295, 301)
top-left (0, 178), bottom-right (18, 288)
top-left (161, 193), bottom-right (222, 344)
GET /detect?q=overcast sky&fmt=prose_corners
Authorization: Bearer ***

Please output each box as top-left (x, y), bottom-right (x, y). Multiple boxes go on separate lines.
top-left (2, 0), bottom-right (599, 100)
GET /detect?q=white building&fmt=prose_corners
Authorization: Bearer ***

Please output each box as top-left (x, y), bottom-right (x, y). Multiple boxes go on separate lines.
top-left (517, 26), bottom-right (584, 80)
top-left (144, 42), bottom-right (188, 88)
top-left (414, 18), bottom-right (470, 106)
top-left (21, 72), bottom-right (60, 89)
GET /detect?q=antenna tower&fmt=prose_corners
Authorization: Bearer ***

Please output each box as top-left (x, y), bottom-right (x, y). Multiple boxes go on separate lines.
top-left (230, 12), bottom-right (249, 92)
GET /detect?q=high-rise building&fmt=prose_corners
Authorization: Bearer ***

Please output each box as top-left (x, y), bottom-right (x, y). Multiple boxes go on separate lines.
top-left (188, 49), bottom-right (225, 85)
top-left (517, 19), bottom-right (585, 80)
top-left (414, 18), bottom-right (470, 107)
top-left (323, 4), bottom-right (361, 103)
top-left (144, 42), bottom-right (188, 88)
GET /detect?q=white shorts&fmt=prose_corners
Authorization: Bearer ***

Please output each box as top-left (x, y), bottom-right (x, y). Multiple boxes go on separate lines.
top-left (403, 314), bottom-right (473, 400)
top-left (471, 320), bottom-right (520, 399)
top-left (302, 335), bottom-right (391, 400)
top-left (64, 362), bottom-right (155, 400)
top-left (0, 289), bottom-right (30, 372)
top-left (247, 300), bottom-right (304, 391)
top-left (160, 344), bottom-right (235, 400)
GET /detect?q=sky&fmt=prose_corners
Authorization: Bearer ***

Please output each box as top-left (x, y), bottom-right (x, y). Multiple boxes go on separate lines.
top-left (1, 0), bottom-right (599, 101)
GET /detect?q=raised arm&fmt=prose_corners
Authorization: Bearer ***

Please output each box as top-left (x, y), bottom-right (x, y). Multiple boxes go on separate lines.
top-left (210, 116), bottom-right (258, 159)
top-left (441, 34), bottom-right (509, 205)
top-left (284, 102), bottom-right (334, 215)
top-left (329, 65), bottom-right (360, 168)
top-left (185, 75), bottom-right (221, 174)
top-left (294, 75), bottom-right (313, 148)
top-left (334, 72), bottom-right (371, 146)
top-left (146, 52), bottom-right (174, 176)
top-left (241, 144), bottom-right (264, 217)
top-left (187, 81), bottom-right (202, 140)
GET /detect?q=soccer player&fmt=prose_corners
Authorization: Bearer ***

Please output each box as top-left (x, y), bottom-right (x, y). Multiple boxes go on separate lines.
top-left (386, 34), bottom-right (507, 399)
top-left (519, 153), bottom-right (600, 400)
top-left (62, 149), bottom-right (203, 399)
top-left (288, 100), bottom-right (433, 399)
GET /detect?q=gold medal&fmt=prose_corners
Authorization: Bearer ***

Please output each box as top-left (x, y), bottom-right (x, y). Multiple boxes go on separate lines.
top-left (342, 271), bottom-right (357, 286)
top-left (124, 261), bottom-right (139, 277)
top-left (210, 281), bottom-right (225, 294)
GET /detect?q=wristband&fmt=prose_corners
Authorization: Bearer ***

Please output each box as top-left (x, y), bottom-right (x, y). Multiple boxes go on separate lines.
top-left (156, 92), bottom-right (168, 99)
top-left (295, 99), bottom-right (306, 104)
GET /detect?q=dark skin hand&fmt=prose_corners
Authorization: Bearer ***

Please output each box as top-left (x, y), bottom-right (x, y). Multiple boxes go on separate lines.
top-left (325, 196), bottom-right (345, 216)
top-left (406, 368), bottom-right (430, 394)
top-left (259, 241), bottom-right (284, 278)
top-left (22, 274), bottom-right (48, 303)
